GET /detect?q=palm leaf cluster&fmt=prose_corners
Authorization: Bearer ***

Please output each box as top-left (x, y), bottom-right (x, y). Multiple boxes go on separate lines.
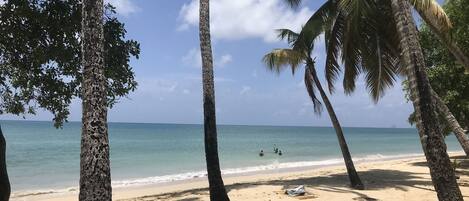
top-left (263, 29), bottom-right (323, 114)
top-left (284, 0), bottom-right (451, 102)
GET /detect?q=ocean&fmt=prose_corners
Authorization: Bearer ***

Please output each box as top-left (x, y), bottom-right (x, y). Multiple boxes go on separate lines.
top-left (2, 120), bottom-right (461, 195)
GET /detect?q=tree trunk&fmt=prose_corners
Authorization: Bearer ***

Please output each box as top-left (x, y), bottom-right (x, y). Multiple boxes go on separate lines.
top-left (390, 0), bottom-right (463, 200)
top-left (431, 89), bottom-right (469, 156)
top-left (0, 126), bottom-right (10, 201)
top-left (414, 6), bottom-right (469, 72)
top-left (80, 0), bottom-right (112, 200)
top-left (199, 0), bottom-right (230, 200)
top-left (308, 64), bottom-right (364, 190)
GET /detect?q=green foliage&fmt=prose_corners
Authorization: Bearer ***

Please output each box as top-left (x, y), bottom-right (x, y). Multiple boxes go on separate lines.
top-left (406, 0), bottom-right (469, 133)
top-left (263, 29), bottom-right (323, 114)
top-left (0, 0), bottom-right (140, 127)
top-left (290, 0), bottom-right (400, 101)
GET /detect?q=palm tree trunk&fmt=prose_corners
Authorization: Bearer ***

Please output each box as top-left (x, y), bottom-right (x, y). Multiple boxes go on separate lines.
top-left (0, 126), bottom-right (10, 201)
top-left (431, 89), bottom-right (469, 156)
top-left (414, 6), bottom-right (469, 72)
top-left (390, 0), bottom-right (463, 200)
top-left (308, 64), bottom-right (364, 190)
top-left (80, 0), bottom-right (112, 200)
top-left (199, 0), bottom-right (230, 200)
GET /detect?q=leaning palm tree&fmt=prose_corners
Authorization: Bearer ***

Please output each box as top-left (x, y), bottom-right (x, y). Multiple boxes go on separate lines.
top-left (80, 0), bottom-right (112, 200)
top-left (263, 28), bottom-right (364, 190)
top-left (389, 1), bottom-right (462, 199)
top-left (283, 0), bottom-right (463, 199)
top-left (199, 0), bottom-right (230, 200)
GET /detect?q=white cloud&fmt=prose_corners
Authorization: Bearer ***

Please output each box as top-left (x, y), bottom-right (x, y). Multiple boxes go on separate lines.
top-left (182, 48), bottom-right (202, 67)
top-left (178, 0), bottom-right (313, 42)
top-left (139, 78), bottom-right (178, 94)
top-left (182, 48), bottom-right (233, 68)
top-left (218, 54), bottom-right (233, 67)
top-left (106, 0), bottom-right (139, 16)
top-left (240, 86), bottom-right (252, 95)
top-left (0, 0), bottom-right (4, 5)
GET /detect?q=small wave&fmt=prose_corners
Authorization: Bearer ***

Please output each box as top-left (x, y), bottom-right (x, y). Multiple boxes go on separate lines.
top-left (113, 152), bottom-right (426, 188)
top-left (11, 187), bottom-right (77, 198)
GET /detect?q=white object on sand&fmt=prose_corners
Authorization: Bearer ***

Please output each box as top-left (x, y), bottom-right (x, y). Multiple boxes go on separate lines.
top-left (285, 185), bottom-right (306, 196)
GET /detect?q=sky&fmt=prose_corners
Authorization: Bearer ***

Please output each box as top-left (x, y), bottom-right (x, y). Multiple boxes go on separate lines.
top-left (1, 0), bottom-right (417, 128)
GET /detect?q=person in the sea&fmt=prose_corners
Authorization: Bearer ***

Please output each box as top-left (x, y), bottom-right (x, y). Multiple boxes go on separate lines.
top-left (274, 144), bottom-right (278, 154)
top-left (278, 150), bottom-right (282, 156)
top-left (259, 150), bottom-right (264, 157)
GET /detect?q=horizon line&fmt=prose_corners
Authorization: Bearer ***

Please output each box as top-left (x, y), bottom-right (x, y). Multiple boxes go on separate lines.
top-left (0, 119), bottom-right (414, 129)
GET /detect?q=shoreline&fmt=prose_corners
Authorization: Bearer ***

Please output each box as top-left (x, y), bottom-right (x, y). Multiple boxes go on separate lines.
top-left (12, 151), bottom-right (466, 201)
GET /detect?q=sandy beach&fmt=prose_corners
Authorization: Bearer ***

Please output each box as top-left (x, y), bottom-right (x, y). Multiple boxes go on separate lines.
top-left (11, 153), bottom-right (469, 201)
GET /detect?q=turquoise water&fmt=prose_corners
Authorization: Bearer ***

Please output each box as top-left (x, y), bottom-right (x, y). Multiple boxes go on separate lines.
top-left (2, 120), bottom-right (461, 193)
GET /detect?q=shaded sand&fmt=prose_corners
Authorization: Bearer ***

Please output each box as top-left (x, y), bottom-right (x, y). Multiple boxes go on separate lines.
top-left (13, 154), bottom-right (469, 201)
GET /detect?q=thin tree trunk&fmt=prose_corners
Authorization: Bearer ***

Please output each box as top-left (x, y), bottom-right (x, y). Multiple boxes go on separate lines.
top-left (0, 126), bottom-right (10, 201)
top-left (79, 0), bottom-right (112, 200)
top-left (199, 0), bottom-right (230, 200)
top-left (390, 0), bottom-right (463, 200)
top-left (414, 6), bottom-right (469, 72)
top-left (431, 89), bottom-right (469, 156)
top-left (308, 64), bottom-right (364, 190)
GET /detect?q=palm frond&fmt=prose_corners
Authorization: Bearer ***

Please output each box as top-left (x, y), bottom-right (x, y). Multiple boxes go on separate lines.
top-left (293, 0), bottom-right (335, 52)
top-left (341, 7), bottom-right (363, 94)
top-left (324, 11), bottom-right (345, 93)
top-left (410, 0), bottom-right (452, 31)
top-left (276, 29), bottom-right (299, 46)
top-left (305, 67), bottom-right (323, 114)
top-left (282, 0), bottom-right (302, 9)
top-left (262, 49), bottom-right (305, 75)
top-left (361, 33), bottom-right (399, 102)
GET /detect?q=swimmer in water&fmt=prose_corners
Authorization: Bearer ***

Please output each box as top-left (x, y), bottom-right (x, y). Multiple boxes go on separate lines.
top-left (259, 150), bottom-right (264, 157)
top-left (278, 150), bottom-right (282, 156)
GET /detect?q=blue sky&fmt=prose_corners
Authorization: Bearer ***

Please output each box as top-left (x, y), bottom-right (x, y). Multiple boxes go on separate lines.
top-left (1, 0), bottom-right (416, 128)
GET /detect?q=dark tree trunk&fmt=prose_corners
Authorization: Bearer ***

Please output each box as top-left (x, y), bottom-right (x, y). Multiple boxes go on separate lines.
top-left (199, 0), bottom-right (230, 200)
top-left (431, 89), bottom-right (469, 156)
top-left (308, 64), bottom-right (364, 190)
top-left (0, 126), bottom-right (10, 201)
top-left (80, 0), bottom-right (112, 200)
top-left (390, 0), bottom-right (463, 200)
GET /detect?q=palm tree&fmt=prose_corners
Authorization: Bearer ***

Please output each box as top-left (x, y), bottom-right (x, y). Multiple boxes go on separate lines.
top-left (389, 0), bottom-right (462, 199)
top-left (199, 0), bottom-right (230, 200)
top-left (431, 89), bottom-right (469, 156)
top-left (283, 0), bottom-right (463, 199)
top-left (0, 127), bottom-right (9, 201)
top-left (283, 1), bottom-right (469, 156)
top-left (263, 29), bottom-right (364, 190)
top-left (80, 0), bottom-right (112, 200)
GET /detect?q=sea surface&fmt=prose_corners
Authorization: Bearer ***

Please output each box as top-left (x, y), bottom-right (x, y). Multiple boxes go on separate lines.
top-left (2, 120), bottom-right (461, 195)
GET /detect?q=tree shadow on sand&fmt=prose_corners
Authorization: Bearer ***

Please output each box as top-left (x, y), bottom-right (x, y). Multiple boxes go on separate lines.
top-left (120, 168), bottom-right (434, 201)
top-left (411, 155), bottom-right (469, 188)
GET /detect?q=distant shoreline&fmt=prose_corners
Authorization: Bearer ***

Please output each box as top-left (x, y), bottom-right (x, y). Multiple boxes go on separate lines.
top-left (0, 119), bottom-right (414, 129)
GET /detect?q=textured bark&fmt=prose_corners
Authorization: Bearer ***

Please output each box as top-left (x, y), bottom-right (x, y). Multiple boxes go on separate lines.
top-left (79, 0), bottom-right (112, 200)
top-left (0, 126), bottom-right (10, 201)
top-left (414, 6), bottom-right (469, 72)
top-left (390, 0), bottom-right (463, 200)
top-left (308, 64), bottom-right (364, 190)
top-left (199, 0), bottom-right (230, 200)
top-left (431, 89), bottom-right (469, 156)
